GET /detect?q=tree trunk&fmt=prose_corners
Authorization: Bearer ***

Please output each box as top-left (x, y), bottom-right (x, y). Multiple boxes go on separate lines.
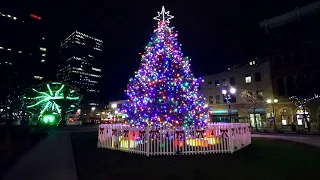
top-left (254, 108), bottom-right (258, 132)
top-left (5, 105), bottom-right (14, 148)
top-left (302, 105), bottom-right (310, 131)
top-left (59, 85), bottom-right (69, 127)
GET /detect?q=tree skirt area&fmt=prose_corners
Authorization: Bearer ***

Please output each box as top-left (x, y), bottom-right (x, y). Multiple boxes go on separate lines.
top-left (71, 131), bottom-right (320, 180)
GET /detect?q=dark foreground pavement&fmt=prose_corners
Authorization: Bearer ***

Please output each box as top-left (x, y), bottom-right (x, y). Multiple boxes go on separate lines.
top-left (1, 125), bottom-right (98, 180)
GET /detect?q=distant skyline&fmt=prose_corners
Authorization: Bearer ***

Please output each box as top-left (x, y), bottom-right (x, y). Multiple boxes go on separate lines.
top-left (2, 0), bottom-right (316, 101)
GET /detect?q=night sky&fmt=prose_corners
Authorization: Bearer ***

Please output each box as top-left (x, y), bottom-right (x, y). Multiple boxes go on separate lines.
top-left (3, 0), bottom-right (316, 102)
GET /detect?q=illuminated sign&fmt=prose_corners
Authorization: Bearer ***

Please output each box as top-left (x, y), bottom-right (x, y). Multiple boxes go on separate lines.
top-left (30, 14), bottom-right (41, 20)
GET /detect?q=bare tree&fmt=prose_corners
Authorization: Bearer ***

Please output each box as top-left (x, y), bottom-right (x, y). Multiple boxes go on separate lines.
top-left (239, 90), bottom-right (269, 131)
top-left (289, 94), bottom-right (319, 131)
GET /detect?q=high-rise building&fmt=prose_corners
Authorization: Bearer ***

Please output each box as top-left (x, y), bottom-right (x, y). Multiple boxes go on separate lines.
top-left (0, 11), bottom-right (48, 98)
top-left (57, 31), bottom-right (102, 111)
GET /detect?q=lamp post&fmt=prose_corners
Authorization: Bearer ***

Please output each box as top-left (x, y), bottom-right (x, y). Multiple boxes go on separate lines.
top-left (267, 99), bottom-right (278, 131)
top-left (222, 87), bottom-right (236, 123)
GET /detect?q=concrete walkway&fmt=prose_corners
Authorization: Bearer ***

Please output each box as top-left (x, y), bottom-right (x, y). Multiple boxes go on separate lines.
top-left (2, 131), bottom-right (78, 180)
top-left (252, 134), bottom-right (320, 148)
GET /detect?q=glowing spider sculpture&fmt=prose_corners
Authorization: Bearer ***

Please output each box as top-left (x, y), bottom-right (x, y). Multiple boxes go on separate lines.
top-left (23, 82), bottom-right (81, 125)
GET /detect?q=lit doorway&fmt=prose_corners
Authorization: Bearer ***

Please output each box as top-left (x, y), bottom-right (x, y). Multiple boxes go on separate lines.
top-left (296, 109), bottom-right (310, 129)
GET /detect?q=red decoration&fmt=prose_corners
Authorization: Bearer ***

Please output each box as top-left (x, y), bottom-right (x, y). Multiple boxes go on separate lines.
top-left (139, 130), bottom-right (146, 139)
top-left (238, 127), bottom-right (242, 134)
top-left (112, 129), bottom-right (117, 135)
top-left (150, 130), bottom-right (160, 138)
top-left (220, 129), bottom-right (228, 138)
top-left (99, 128), bottom-right (104, 134)
top-left (175, 130), bottom-right (184, 139)
top-left (196, 130), bottom-right (205, 138)
top-left (123, 130), bottom-right (129, 137)
top-left (231, 128), bottom-right (235, 136)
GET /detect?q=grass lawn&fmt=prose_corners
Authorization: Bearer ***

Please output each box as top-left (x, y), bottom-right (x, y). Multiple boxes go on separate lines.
top-left (71, 131), bottom-right (320, 180)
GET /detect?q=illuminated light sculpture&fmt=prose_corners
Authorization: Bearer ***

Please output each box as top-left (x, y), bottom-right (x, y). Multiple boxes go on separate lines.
top-left (23, 82), bottom-right (81, 125)
top-left (42, 114), bottom-right (56, 124)
top-left (122, 6), bottom-right (210, 129)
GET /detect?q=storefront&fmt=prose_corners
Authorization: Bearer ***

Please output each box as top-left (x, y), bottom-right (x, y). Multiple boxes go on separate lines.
top-left (296, 109), bottom-right (310, 129)
top-left (248, 108), bottom-right (266, 128)
top-left (210, 109), bottom-right (239, 123)
top-left (279, 107), bottom-right (294, 126)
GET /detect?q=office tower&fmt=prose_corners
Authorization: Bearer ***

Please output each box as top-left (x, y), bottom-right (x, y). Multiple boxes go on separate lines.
top-left (57, 31), bottom-right (102, 111)
top-left (0, 11), bottom-right (47, 98)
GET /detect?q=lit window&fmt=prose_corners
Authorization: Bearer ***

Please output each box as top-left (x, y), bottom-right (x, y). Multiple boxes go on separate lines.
top-left (39, 47), bottom-right (47, 52)
top-left (222, 79), bottom-right (227, 87)
top-left (7, 14), bottom-right (11, 18)
top-left (94, 47), bottom-right (102, 51)
top-left (18, 51), bottom-right (22, 53)
top-left (7, 48), bottom-right (11, 51)
top-left (92, 67), bottom-right (101, 72)
top-left (41, 59), bottom-right (45, 62)
top-left (13, 17), bottom-right (17, 20)
top-left (34, 76), bottom-right (43, 80)
top-left (215, 80), bottom-right (220, 88)
top-left (0, 47), bottom-right (3, 49)
top-left (215, 95), bottom-right (220, 104)
top-left (42, 54), bottom-right (46, 57)
top-left (42, 37), bottom-right (45, 40)
top-left (245, 75), bottom-right (251, 84)
top-left (282, 120), bottom-right (287, 125)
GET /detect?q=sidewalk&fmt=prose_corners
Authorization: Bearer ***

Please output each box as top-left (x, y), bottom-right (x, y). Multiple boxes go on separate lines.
top-left (252, 134), bottom-right (320, 148)
top-left (2, 131), bottom-right (78, 180)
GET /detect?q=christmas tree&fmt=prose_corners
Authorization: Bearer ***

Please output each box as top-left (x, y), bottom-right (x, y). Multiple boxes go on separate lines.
top-left (122, 6), bottom-right (209, 129)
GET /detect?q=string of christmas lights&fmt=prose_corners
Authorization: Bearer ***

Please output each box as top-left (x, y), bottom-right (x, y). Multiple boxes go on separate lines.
top-left (289, 94), bottom-right (319, 107)
top-left (122, 7), bottom-right (210, 129)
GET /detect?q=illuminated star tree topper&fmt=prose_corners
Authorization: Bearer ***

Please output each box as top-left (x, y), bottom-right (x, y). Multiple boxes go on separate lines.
top-left (153, 6), bottom-right (174, 23)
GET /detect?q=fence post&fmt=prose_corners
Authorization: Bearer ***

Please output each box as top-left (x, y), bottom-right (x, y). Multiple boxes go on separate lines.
top-left (228, 124), bottom-right (234, 154)
top-left (146, 126), bottom-right (150, 157)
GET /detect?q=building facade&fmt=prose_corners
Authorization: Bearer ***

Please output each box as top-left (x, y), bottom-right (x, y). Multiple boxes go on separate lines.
top-left (57, 31), bottom-right (103, 111)
top-left (57, 31), bottom-right (103, 112)
top-left (259, 0), bottom-right (320, 130)
top-left (0, 11), bottom-right (48, 98)
top-left (200, 60), bottom-right (275, 128)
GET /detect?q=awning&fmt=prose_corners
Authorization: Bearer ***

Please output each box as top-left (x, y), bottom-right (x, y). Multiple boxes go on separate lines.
top-left (210, 109), bottom-right (238, 116)
top-left (248, 108), bottom-right (265, 114)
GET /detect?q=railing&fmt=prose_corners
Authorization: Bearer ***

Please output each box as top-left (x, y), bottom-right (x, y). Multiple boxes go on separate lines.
top-left (97, 123), bottom-right (251, 156)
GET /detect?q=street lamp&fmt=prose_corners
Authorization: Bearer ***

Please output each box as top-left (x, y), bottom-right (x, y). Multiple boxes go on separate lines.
top-left (111, 103), bottom-right (117, 109)
top-left (91, 107), bottom-right (96, 111)
top-left (222, 87), bottom-right (236, 123)
top-left (267, 98), bottom-right (278, 131)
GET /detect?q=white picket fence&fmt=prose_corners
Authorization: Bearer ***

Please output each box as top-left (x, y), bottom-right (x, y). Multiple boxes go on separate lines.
top-left (97, 123), bottom-right (251, 156)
